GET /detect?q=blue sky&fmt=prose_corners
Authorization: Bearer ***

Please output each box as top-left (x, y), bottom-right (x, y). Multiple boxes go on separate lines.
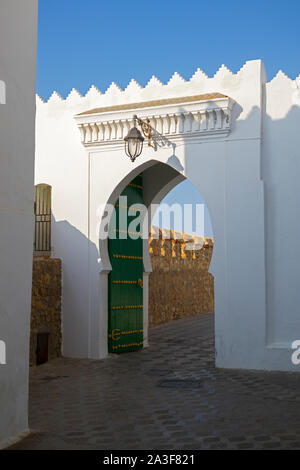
top-left (37, 0), bottom-right (300, 99)
top-left (37, 0), bottom-right (300, 236)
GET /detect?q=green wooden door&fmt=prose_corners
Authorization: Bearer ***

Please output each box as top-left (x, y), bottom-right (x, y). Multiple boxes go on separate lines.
top-left (108, 174), bottom-right (144, 353)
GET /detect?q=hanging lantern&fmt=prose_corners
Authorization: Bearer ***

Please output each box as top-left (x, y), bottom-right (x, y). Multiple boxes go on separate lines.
top-left (124, 126), bottom-right (144, 162)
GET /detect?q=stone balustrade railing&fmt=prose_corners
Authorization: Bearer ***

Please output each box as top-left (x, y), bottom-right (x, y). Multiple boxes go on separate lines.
top-left (76, 94), bottom-right (234, 146)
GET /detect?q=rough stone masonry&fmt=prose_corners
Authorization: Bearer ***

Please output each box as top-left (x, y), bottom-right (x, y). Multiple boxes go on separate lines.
top-left (29, 230), bottom-right (213, 364)
top-left (148, 228), bottom-right (214, 327)
top-left (30, 257), bottom-right (62, 366)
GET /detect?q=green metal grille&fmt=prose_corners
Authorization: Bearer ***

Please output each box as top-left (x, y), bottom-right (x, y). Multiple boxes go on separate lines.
top-left (34, 184), bottom-right (52, 253)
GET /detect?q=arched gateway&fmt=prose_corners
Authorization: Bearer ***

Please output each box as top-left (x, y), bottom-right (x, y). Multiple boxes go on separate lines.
top-left (35, 59), bottom-right (300, 371)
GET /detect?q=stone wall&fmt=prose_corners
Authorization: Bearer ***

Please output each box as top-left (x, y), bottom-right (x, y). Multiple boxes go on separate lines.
top-left (149, 228), bottom-right (214, 326)
top-left (29, 233), bottom-right (213, 363)
top-left (30, 257), bottom-right (62, 366)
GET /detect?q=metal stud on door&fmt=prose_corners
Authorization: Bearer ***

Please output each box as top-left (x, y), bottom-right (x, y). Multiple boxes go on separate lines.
top-left (108, 174), bottom-right (144, 353)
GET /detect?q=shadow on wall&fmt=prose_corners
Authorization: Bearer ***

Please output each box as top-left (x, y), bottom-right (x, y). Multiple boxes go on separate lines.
top-left (49, 106), bottom-right (264, 359)
top-left (49, 103), bottom-right (300, 356)
top-left (262, 105), bottom-right (300, 344)
top-left (51, 215), bottom-right (99, 357)
top-left (50, 217), bottom-right (215, 355)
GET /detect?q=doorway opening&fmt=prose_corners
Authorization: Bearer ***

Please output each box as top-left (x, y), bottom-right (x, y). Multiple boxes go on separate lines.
top-left (36, 332), bottom-right (49, 365)
top-left (148, 178), bottom-right (214, 328)
top-left (105, 161), bottom-right (214, 355)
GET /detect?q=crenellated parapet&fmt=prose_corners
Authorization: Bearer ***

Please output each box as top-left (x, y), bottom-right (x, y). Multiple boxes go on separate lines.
top-left (36, 60), bottom-right (300, 148)
top-left (148, 227), bottom-right (214, 326)
top-left (266, 70), bottom-right (300, 117)
top-left (149, 226), bottom-right (214, 272)
top-left (37, 61), bottom-right (300, 108)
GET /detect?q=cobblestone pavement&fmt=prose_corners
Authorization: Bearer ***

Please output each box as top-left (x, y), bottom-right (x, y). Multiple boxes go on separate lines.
top-left (10, 313), bottom-right (300, 450)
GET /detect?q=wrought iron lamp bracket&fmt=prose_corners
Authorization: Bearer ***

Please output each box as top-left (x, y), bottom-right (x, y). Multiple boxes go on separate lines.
top-left (133, 114), bottom-right (173, 151)
top-left (133, 115), bottom-right (154, 148)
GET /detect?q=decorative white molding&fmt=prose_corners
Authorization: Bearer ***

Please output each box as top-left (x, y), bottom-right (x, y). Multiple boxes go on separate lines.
top-left (75, 94), bottom-right (235, 147)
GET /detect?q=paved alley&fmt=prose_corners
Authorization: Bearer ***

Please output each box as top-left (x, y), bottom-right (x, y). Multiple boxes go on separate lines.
top-left (10, 314), bottom-right (300, 450)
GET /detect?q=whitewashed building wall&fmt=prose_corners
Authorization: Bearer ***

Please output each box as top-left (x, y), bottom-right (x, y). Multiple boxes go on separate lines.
top-left (0, 0), bottom-right (38, 447)
top-left (35, 59), bottom-right (300, 372)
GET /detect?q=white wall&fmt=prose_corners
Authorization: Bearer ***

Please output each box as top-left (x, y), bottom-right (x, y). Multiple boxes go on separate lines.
top-left (263, 73), bottom-right (300, 353)
top-left (35, 59), bottom-right (300, 372)
top-left (0, 0), bottom-right (38, 447)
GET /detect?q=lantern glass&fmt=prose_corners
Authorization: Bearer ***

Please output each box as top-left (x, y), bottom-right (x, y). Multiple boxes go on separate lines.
top-left (127, 138), bottom-right (142, 160)
top-left (124, 126), bottom-right (144, 162)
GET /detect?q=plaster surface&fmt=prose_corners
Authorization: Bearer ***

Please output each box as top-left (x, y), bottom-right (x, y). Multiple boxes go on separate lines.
top-left (35, 59), bottom-right (300, 371)
top-left (0, 0), bottom-right (38, 447)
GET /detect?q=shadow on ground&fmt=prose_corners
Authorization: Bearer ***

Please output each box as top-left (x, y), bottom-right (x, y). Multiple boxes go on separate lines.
top-left (8, 313), bottom-right (300, 450)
